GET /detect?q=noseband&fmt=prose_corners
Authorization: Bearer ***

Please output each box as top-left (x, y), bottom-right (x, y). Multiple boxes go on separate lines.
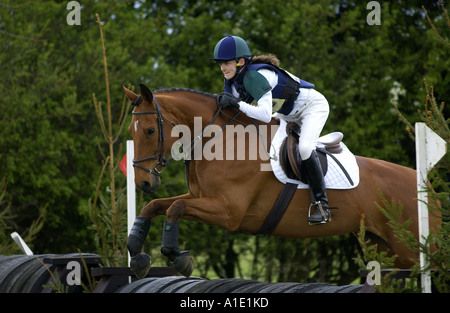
top-left (131, 95), bottom-right (175, 176)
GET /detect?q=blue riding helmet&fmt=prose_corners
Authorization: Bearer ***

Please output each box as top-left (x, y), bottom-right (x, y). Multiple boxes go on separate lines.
top-left (212, 35), bottom-right (252, 62)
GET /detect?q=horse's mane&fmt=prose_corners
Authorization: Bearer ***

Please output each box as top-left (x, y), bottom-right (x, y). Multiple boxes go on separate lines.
top-left (153, 87), bottom-right (217, 99)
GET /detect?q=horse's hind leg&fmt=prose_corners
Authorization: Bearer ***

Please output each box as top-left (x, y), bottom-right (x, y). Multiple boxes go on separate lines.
top-left (127, 193), bottom-right (192, 279)
top-left (159, 199), bottom-right (195, 277)
top-left (160, 220), bottom-right (194, 277)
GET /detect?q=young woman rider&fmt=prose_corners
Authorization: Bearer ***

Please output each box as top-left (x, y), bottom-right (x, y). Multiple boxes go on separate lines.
top-left (212, 35), bottom-right (331, 225)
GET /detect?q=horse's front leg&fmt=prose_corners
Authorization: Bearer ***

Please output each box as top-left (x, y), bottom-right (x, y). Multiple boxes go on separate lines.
top-left (160, 197), bottom-right (236, 277)
top-left (127, 193), bottom-right (192, 279)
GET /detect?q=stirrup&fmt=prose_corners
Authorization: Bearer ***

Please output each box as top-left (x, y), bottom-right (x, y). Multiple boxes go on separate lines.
top-left (308, 201), bottom-right (331, 225)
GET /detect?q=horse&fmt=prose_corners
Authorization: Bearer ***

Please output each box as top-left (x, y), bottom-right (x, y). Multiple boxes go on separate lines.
top-left (122, 83), bottom-right (440, 278)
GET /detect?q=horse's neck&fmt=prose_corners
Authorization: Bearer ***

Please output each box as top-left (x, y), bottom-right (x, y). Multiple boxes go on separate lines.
top-left (164, 94), bottom-right (218, 128)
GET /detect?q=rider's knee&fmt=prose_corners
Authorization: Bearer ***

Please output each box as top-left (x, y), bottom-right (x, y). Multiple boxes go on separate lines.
top-left (299, 143), bottom-right (314, 160)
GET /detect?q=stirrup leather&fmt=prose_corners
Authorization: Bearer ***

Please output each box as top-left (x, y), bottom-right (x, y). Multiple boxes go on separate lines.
top-left (308, 201), bottom-right (331, 225)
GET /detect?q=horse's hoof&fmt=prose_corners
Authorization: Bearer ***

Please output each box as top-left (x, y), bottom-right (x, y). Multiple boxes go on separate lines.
top-left (130, 253), bottom-right (151, 279)
top-left (173, 250), bottom-right (193, 277)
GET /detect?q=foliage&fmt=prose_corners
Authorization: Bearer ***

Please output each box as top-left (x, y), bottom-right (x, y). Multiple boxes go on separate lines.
top-left (354, 214), bottom-right (418, 293)
top-left (41, 266), bottom-right (69, 293)
top-left (387, 80), bottom-right (449, 292)
top-left (0, 172), bottom-right (45, 255)
top-left (88, 14), bottom-right (129, 267)
top-left (356, 1), bottom-right (449, 292)
top-left (357, 86), bottom-right (449, 291)
top-left (0, 0), bottom-right (448, 284)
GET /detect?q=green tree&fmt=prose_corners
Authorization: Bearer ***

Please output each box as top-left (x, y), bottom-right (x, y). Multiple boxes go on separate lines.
top-left (0, 1), bottom-right (98, 252)
top-left (1, 0), bottom-right (447, 285)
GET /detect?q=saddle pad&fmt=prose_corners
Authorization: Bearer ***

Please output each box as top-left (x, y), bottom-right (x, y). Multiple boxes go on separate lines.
top-left (269, 119), bottom-right (360, 190)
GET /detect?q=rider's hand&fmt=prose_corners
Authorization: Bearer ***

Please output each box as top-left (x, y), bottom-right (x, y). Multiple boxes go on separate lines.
top-left (218, 93), bottom-right (240, 109)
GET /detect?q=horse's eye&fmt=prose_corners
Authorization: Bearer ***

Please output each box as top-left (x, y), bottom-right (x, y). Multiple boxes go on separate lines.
top-left (146, 128), bottom-right (155, 137)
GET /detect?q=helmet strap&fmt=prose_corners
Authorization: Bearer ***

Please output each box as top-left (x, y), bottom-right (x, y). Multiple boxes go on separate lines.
top-left (230, 57), bottom-right (251, 81)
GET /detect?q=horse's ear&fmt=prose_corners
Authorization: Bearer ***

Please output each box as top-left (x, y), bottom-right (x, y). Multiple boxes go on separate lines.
top-left (139, 83), bottom-right (153, 104)
top-left (122, 85), bottom-right (138, 103)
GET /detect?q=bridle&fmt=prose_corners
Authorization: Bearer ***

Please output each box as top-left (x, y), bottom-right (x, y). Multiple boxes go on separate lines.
top-left (131, 95), bottom-right (175, 176)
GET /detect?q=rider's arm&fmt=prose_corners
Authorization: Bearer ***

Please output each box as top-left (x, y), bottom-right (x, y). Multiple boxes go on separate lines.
top-left (238, 69), bottom-right (277, 123)
top-left (238, 92), bottom-right (272, 123)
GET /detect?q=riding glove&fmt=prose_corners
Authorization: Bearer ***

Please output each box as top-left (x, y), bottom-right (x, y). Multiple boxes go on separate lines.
top-left (218, 93), bottom-right (240, 109)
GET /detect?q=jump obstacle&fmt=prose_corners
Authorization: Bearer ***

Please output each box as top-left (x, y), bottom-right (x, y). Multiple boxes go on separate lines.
top-left (0, 253), bottom-right (369, 293)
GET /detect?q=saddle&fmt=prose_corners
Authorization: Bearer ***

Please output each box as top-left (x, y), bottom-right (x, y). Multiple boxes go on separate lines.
top-left (279, 122), bottom-right (343, 184)
top-left (256, 123), bottom-right (350, 235)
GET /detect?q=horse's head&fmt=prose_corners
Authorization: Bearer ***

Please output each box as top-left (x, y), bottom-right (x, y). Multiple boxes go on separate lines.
top-left (123, 84), bottom-right (172, 193)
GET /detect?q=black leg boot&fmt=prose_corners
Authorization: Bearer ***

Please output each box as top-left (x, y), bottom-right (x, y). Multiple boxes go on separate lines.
top-left (127, 217), bottom-right (152, 278)
top-left (303, 150), bottom-right (331, 225)
top-left (161, 221), bottom-right (194, 277)
top-left (161, 221), bottom-right (181, 261)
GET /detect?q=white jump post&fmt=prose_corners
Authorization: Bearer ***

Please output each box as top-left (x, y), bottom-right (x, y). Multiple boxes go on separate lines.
top-left (415, 122), bottom-right (447, 293)
top-left (10, 232), bottom-right (34, 255)
top-left (126, 140), bottom-right (136, 267)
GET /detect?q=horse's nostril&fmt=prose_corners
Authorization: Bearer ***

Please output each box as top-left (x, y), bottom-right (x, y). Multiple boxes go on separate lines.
top-left (141, 181), bottom-right (152, 193)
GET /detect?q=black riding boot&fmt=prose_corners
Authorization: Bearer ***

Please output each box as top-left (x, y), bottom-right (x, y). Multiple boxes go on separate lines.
top-left (303, 150), bottom-right (330, 225)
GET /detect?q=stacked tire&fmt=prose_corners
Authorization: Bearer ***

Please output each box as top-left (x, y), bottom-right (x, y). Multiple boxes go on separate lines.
top-left (0, 254), bottom-right (58, 293)
top-left (116, 276), bottom-right (364, 293)
top-left (0, 253), bottom-right (100, 293)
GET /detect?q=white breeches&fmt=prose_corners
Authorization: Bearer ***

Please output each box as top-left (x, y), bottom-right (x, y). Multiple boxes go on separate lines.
top-left (276, 88), bottom-right (330, 160)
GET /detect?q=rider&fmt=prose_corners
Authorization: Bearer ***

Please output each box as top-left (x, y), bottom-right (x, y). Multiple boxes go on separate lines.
top-left (211, 35), bottom-right (331, 225)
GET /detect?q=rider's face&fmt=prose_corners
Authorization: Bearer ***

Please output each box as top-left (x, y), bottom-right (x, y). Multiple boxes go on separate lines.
top-left (219, 58), bottom-right (245, 80)
top-left (219, 60), bottom-right (237, 80)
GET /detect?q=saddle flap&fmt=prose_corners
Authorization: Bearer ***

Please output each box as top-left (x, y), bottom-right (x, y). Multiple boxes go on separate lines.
top-left (280, 122), bottom-right (327, 184)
